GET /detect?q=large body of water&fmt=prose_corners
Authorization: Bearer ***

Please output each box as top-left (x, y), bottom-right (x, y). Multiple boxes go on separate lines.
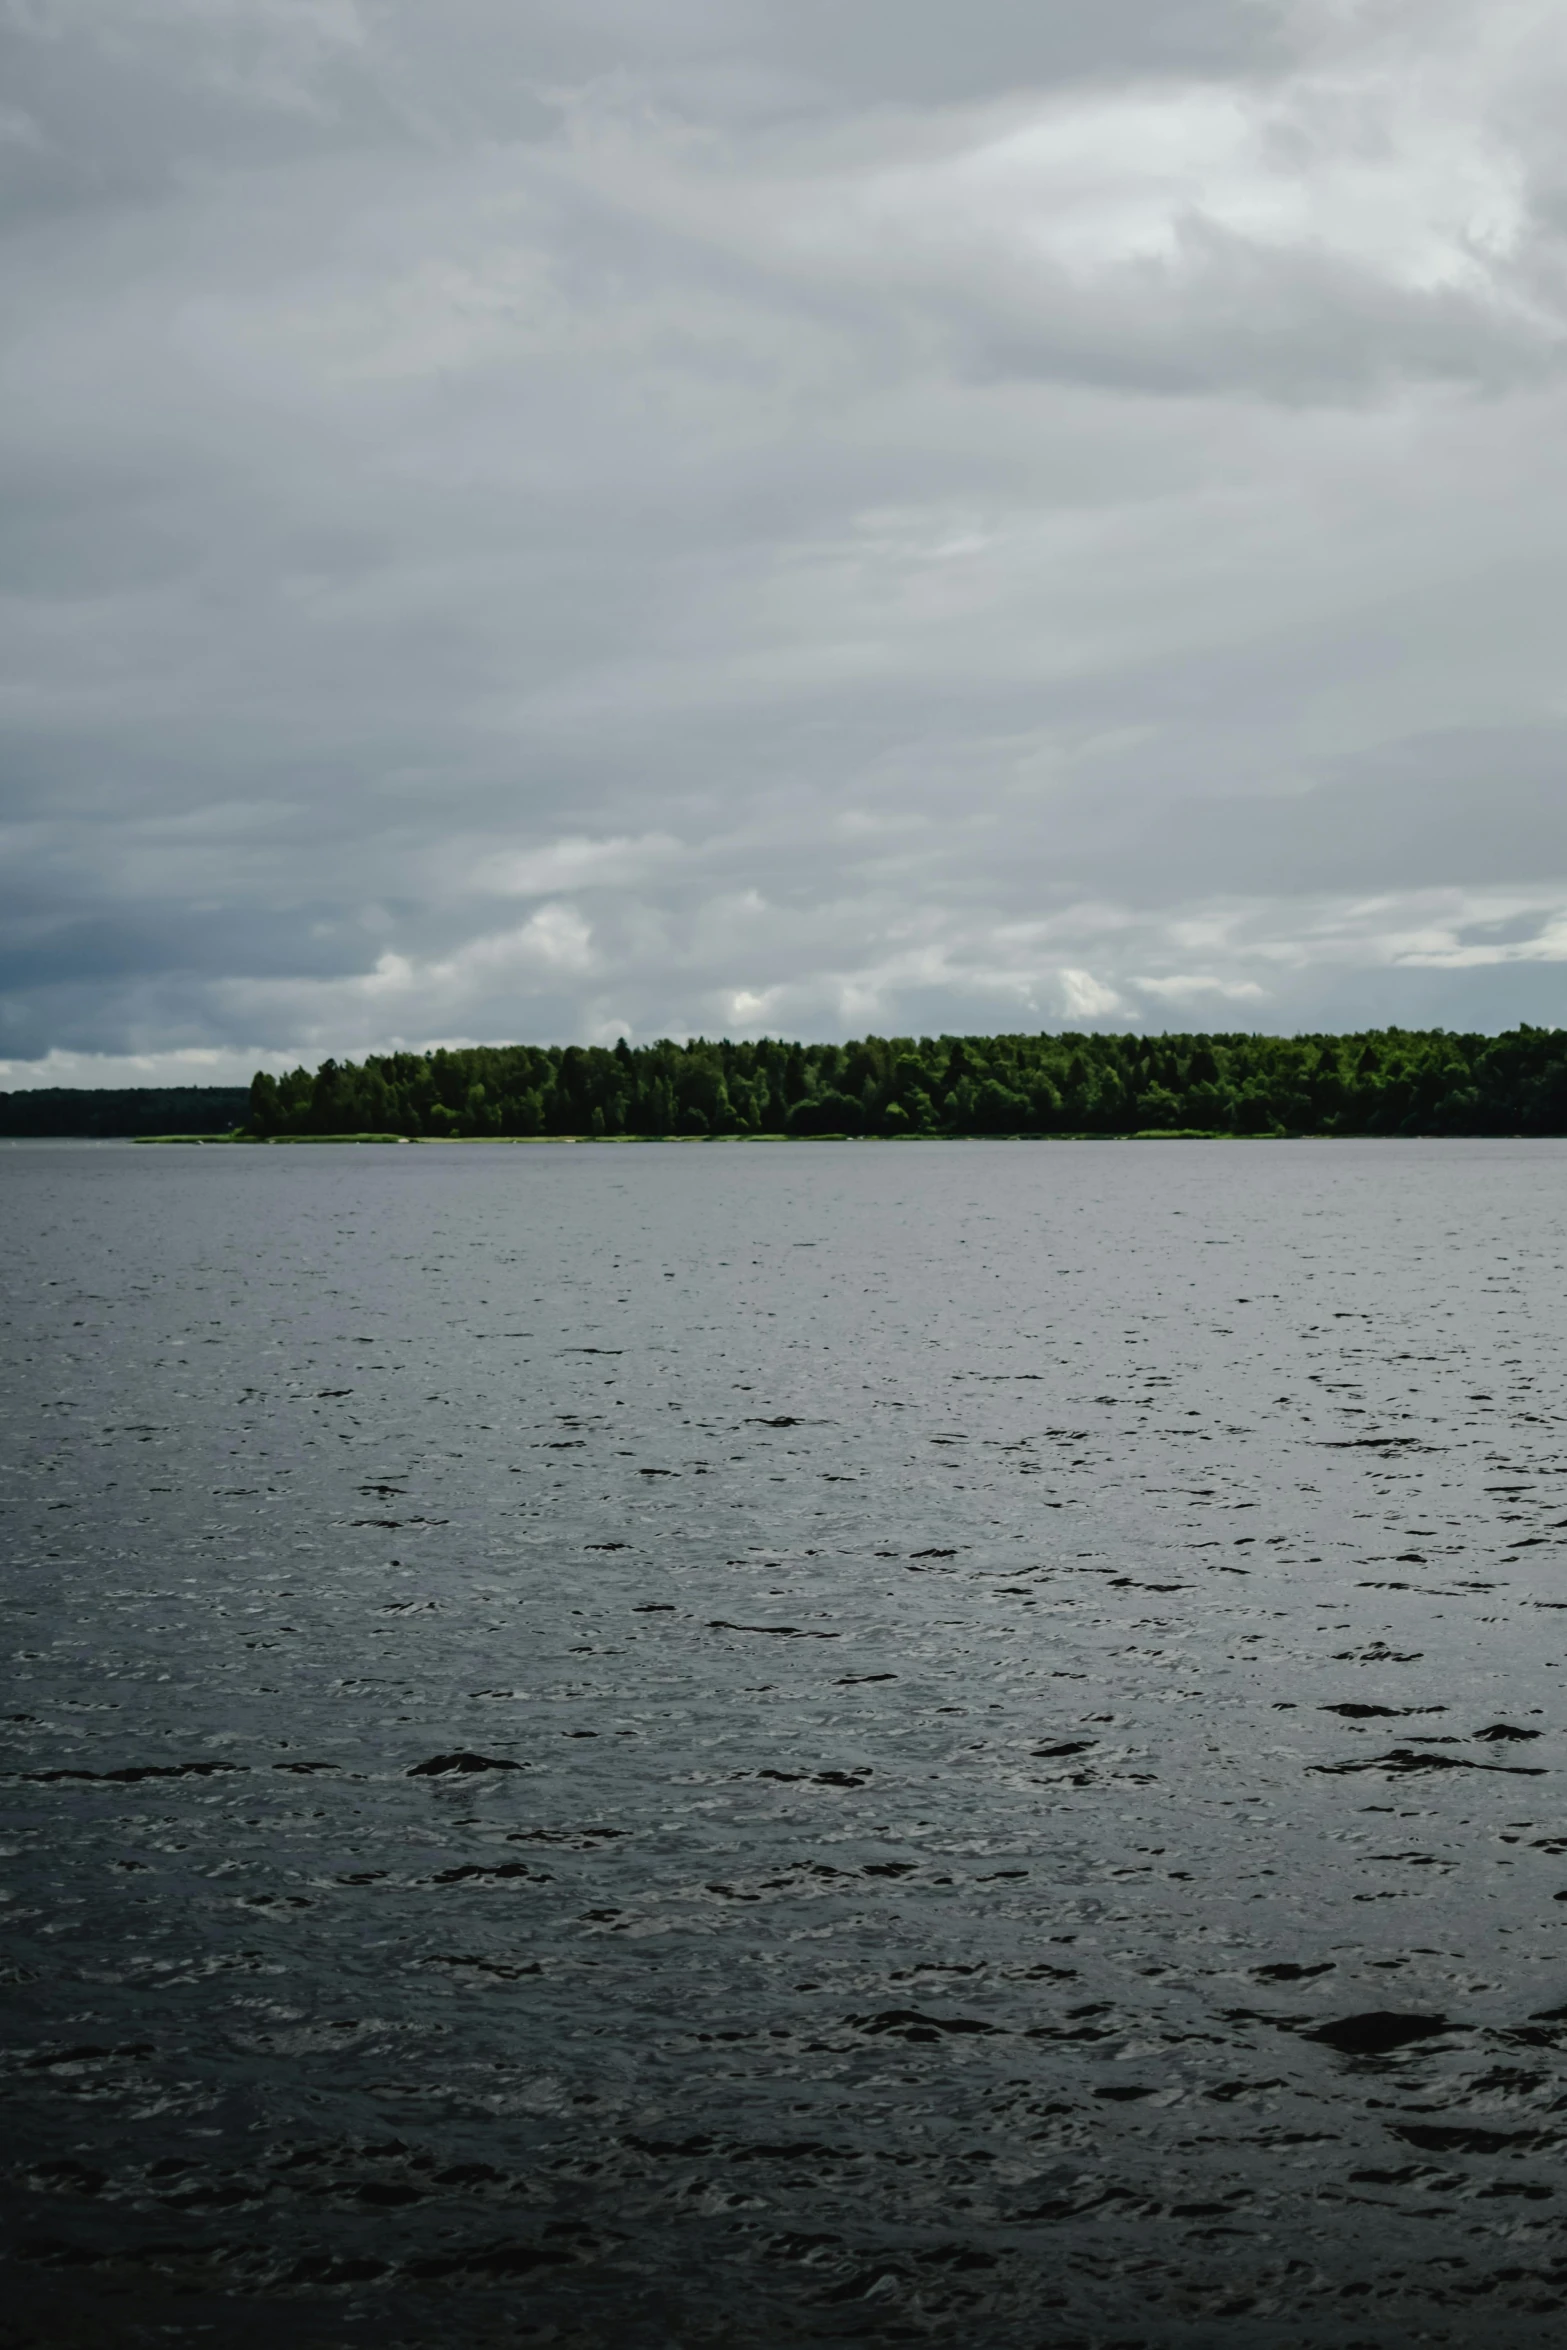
top-left (4, 1137), bottom-right (1567, 2347)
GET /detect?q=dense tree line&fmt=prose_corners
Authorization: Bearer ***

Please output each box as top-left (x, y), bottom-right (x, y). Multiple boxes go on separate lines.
top-left (0, 1086), bottom-right (251, 1138)
top-left (245, 1027), bottom-right (1567, 1140)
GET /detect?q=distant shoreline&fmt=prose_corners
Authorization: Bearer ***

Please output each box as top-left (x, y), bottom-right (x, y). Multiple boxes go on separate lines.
top-left (124, 1127), bottom-right (1552, 1147)
top-left (9, 1024), bottom-right (1567, 1140)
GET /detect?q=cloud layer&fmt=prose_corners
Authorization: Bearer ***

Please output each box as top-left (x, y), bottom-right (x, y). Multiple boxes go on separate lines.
top-left (4, 0), bottom-right (1567, 1082)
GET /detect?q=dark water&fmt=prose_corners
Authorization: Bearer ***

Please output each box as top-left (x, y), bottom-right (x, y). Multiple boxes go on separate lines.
top-left (5, 1137), bottom-right (1567, 2348)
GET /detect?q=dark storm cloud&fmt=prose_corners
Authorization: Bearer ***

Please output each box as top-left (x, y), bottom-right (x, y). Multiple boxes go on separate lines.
top-left (3, 0), bottom-right (1567, 1082)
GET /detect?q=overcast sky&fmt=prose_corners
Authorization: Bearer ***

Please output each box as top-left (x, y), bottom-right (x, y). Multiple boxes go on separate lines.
top-left (4, 0), bottom-right (1567, 1085)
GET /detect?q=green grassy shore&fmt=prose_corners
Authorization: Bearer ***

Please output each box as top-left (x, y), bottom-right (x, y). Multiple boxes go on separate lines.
top-left (135, 1126), bottom-right (1277, 1145)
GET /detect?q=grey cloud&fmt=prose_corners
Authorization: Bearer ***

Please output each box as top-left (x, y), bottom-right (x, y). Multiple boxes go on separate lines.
top-left (751, 0), bottom-right (1288, 101)
top-left (3, 0), bottom-right (1567, 1078)
top-left (489, 0), bottom-right (1291, 112)
top-left (0, 2), bottom-right (391, 225)
top-left (0, 0), bottom-right (1291, 187)
top-left (1111, 731), bottom-right (1567, 900)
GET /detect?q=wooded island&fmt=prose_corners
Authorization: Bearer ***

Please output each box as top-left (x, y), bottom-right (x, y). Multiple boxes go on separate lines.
top-left (241, 1026), bottom-right (1567, 1141)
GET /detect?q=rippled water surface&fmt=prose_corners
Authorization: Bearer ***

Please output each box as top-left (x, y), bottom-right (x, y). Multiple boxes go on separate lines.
top-left (6, 1137), bottom-right (1567, 2347)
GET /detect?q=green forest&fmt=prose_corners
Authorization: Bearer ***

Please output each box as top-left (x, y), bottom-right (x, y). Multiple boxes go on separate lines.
top-left (241, 1026), bottom-right (1567, 1141)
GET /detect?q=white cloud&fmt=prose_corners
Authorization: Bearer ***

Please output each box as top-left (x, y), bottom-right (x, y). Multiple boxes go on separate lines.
top-left (798, 73), bottom-right (1528, 296)
top-left (1136, 973), bottom-right (1268, 1001)
top-left (1057, 968), bottom-right (1126, 1020)
top-left (724, 986), bottom-right (781, 1026)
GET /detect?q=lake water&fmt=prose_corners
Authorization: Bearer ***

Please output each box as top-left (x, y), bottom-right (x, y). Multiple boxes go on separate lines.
top-left (5, 1136), bottom-right (1567, 2348)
